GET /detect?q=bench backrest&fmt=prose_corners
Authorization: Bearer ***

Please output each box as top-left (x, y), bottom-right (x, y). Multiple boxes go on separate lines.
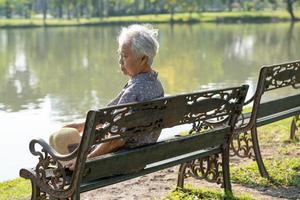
top-left (72, 85), bottom-right (248, 185)
top-left (241, 60), bottom-right (300, 130)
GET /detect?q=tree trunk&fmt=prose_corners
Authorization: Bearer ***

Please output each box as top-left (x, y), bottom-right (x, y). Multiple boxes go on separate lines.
top-left (74, 4), bottom-right (80, 22)
top-left (58, 4), bottom-right (63, 18)
top-left (143, 0), bottom-right (147, 14)
top-left (134, 0), bottom-right (139, 14)
top-left (79, 4), bottom-right (84, 18)
top-left (67, 6), bottom-right (71, 19)
top-left (287, 0), bottom-right (296, 21)
top-left (92, 0), bottom-right (99, 17)
top-left (99, 0), bottom-right (103, 19)
top-left (24, 2), bottom-right (32, 19)
top-left (5, 1), bottom-right (12, 19)
top-left (189, 9), bottom-right (192, 20)
top-left (42, 0), bottom-right (48, 23)
top-left (170, 5), bottom-right (175, 23)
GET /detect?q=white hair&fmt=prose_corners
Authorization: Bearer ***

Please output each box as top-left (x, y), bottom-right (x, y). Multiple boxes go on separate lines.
top-left (118, 24), bottom-right (159, 66)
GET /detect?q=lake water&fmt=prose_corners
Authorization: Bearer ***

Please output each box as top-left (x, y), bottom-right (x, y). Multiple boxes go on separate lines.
top-left (0, 23), bottom-right (299, 182)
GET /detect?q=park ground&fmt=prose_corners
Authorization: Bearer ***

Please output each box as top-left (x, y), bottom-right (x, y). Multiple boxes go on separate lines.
top-left (0, 11), bottom-right (300, 28)
top-left (1, 117), bottom-right (299, 200)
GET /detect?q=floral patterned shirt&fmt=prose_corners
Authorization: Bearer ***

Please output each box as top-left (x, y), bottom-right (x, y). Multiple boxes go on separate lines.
top-left (107, 70), bottom-right (164, 148)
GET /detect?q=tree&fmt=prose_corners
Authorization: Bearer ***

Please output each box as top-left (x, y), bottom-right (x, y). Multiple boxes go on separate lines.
top-left (286, 0), bottom-right (299, 21)
top-left (165, 0), bottom-right (177, 22)
top-left (52, 0), bottom-right (64, 18)
top-left (1, 0), bottom-right (13, 18)
top-left (180, 0), bottom-right (198, 19)
top-left (41, 0), bottom-right (47, 22)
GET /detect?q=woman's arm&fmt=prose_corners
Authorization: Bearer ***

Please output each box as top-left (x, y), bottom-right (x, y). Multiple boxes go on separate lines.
top-left (65, 138), bottom-right (125, 170)
top-left (88, 139), bottom-right (125, 158)
top-left (63, 122), bottom-right (85, 133)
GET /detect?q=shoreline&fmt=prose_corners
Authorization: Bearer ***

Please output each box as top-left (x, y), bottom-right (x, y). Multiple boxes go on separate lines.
top-left (0, 11), bottom-right (299, 29)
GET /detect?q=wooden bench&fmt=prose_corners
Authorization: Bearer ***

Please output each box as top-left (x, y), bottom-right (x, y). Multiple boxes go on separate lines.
top-left (231, 60), bottom-right (300, 179)
top-left (20, 85), bottom-right (248, 199)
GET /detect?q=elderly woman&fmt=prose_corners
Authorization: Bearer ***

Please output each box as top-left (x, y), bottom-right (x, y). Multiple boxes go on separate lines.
top-left (50, 24), bottom-right (164, 170)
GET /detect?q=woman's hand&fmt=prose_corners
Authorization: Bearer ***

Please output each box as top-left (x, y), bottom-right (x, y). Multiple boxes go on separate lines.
top-left (63, 122), bottom-right (85, 133)
top-left (65, 158), bottom-right (76, 171)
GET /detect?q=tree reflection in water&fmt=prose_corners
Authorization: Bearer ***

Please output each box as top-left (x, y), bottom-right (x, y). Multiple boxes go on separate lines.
top-left (0, 23), bottom-right (299, 182)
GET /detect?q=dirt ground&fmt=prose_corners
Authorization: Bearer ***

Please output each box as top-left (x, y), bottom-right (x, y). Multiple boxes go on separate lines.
top-left (80, 143), bottom-right (300, 200)
top-left (79, 124), bottom-right (300, 200)
top-left (80, 164), bottom-right (299, 200)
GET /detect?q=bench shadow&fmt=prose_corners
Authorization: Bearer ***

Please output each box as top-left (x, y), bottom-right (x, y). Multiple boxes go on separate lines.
top-left (260, 185), bottom-right (300, 200)
top-left (233, 174), bottom-right (300, 200)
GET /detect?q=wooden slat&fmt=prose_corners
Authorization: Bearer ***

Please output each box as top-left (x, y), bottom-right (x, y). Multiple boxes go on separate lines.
top-left (82, 127), bottom-right (230, 182)
top-left (115, 97), bottom-right (231, 131)
top-left (257, 94), bottom-right (300, 118)
top-left (80, 147), bottom-right (221, 192)
top-left (238, 94), bottom-right (300, 128)
top-left (257, 106), bottom-right (300, 126)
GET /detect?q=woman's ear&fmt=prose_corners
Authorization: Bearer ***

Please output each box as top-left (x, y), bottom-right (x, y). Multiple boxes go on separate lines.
top-left (141, 56), bottom-right (148, 66)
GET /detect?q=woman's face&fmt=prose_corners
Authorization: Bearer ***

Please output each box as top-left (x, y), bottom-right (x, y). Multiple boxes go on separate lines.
top-left (118, 42), bottom-right (144, 77)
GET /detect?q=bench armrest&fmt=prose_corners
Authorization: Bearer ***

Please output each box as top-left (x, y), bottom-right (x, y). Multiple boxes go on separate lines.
top-left (30, 138), bottom-right (78, 161)
top-left (19, 138), bottom-right (80, 197)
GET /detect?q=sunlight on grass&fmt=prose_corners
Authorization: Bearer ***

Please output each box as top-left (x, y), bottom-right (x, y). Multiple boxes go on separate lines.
top-left (231, 158), bottom-right (300, 187)
top-left (1, 111), bottom-right (298, 199)
top-left (163, 186), bottom-right (254, 200)
top-left (258, 117), bottom-right (298, 144)
top-left (231, 117), bottom-right (300, 187)
top-left (0, 178), bottom-right (31, 200)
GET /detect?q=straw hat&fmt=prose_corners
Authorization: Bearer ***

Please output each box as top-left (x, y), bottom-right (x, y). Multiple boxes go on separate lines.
top-left (49, 127), bottom-right (81, 155)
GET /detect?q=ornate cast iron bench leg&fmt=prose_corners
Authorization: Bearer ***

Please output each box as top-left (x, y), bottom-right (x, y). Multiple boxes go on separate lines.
top-left (221, 146), bottom-right (232, 195)
top-left (290, 115), bottom-right (300, 140)
top-left (177, 163), bottom-right (188, 188)
top-left (30, 179), bottom-right (41, 200)
top-left (176, 153), bottom-right (230, 194)
top-left (251, 126), bottom-right (269, 179)
top-left (230, 132), bottom-right (254, 159)
top-left (70, 188), bottom-right (80, 200)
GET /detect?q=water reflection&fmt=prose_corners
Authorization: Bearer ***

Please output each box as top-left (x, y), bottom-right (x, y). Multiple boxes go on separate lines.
top-left (0, 23), bottom-right (299, 114)
top-left (0, 23), bottom-right (299, 181)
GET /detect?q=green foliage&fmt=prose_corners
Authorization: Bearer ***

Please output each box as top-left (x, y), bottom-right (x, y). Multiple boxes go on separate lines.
top-left (0, 178), bottom-right (31, 200)
top-left (0, 0), bottom-right (298, 20)
top-left (163, 187), bottom-right (254, 200)
top-left (0, 10), bottom-right (298, 28)
top-left (231, 158), bottom-right (300, 187)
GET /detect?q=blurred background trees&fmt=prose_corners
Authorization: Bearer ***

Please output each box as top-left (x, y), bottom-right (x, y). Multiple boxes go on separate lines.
top-left (0, 0), bottom-right (298, 21)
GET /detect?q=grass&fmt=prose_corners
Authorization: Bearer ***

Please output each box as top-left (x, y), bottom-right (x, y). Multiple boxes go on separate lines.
top-left (1, 117), bottom-right (299, 199)
top-left (0, 10), bottom-right (299, 28)
top-left (231, 158), bottom-right (300, 187)
top-left (166, 117), bottom-right (299, 199)
top-left (0, 178), bottom-right (31, 200)
top-left (230, 117), bottom-right (300, 187)
top-left (163, 186), bottom-right (254, 200)
top-left (257, 118), bottom-right (295, 143)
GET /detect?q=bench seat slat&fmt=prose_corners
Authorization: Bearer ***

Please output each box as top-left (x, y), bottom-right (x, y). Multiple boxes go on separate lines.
top-left (256, 106), bottom-right (300, 127)
top-left (80, 147), bottom-right (221, 192)
top-left (257, 94), bottom-right (300, 118)
top-left (82, 127), bottom-right (230, 182)
top-left (240, 94), bottom-right (300, 128)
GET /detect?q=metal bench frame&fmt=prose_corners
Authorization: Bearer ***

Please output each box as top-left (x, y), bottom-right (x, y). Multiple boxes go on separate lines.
top-left (20, 85), bottom-right (248, 199)
top-left (231, 60), bottom-right (300, 179)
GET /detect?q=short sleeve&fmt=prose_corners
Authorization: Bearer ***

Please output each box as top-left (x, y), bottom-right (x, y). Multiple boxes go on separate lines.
top-left (107, 93), bottom-right (122, 106)
top-left (117, 84), bottom-right (139, 105)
